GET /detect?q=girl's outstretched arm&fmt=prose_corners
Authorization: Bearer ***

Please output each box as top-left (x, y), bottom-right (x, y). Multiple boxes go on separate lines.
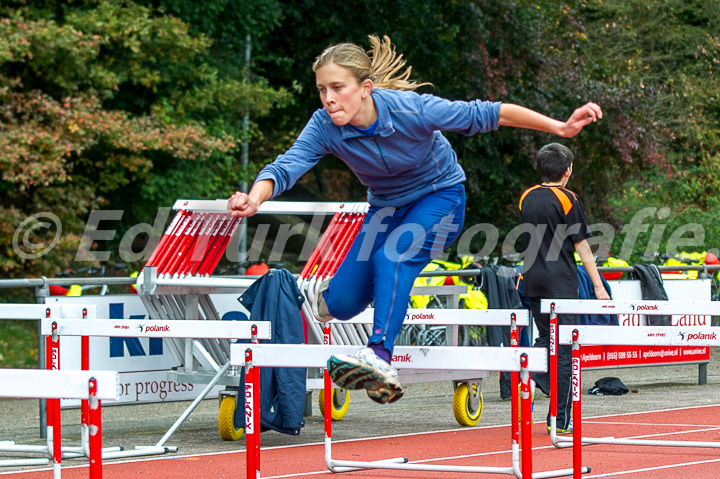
top-left (499, 102), bottom-right (602, 138)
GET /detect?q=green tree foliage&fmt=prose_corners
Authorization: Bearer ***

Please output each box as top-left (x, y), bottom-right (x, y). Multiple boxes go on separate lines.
top-left (581, 0), bottom-right (720, 257)
top-left (252, 1), bottom-right (635, 248)
top-left (0, 0), bottom-right (291, 277)
top-left (252, 0), bottom-right (720, 259)
top-left (4, 0), bottom-right (719, 278)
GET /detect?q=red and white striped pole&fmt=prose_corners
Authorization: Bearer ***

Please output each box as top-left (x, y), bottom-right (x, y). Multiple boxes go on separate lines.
top-left (81, 308), bottom-right (90, 450)
top-left (549, 302), bottom-right (558, 432)
top-left (46, 317), bottom-right (61, 477)
top-left (244, 325), bottom-right (261, 479)
top-left (88, 377), bottom-right (102, 479)
top-left (572, 329), bottom-right (582, 479)
top-left (510, 313), bottom-right (520, 445)
top-left (244, 348), bottom-right (257, 479)
top-left (519, 353), bottom-right (533, 479)
top-left (323, 324), bottom-right (332, 443)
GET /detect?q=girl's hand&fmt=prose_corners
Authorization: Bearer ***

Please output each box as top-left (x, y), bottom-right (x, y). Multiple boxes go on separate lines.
top-left (227, 191), bottom-right (259, 217)
top-left (595, 284), bottom-right (611, 301)
top-left (559, 102), bottom-right (603, 137)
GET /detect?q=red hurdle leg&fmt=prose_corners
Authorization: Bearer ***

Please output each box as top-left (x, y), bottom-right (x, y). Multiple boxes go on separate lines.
top-left (299, 211), bottom-right (343, 279)
top-left (244, 349), bottom-right (260, 479)
top-left (519, 353), bottom-right (533, 479)
top-left (47, 320), bottom-right (61, 476)
top-left (88, 378), bottom-right (102, 479)
top-left (572, 329), bottom-right (582, 479)
top-left (145, 210), bottom-right (186, 268)
top-left (510, 314), bottom-right (520, 445)
top-left (81, 308), bottom-right (90, 453)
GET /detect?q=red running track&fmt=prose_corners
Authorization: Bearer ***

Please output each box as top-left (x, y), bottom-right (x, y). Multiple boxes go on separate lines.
top-left (4, 405), bottom-right (720, 479)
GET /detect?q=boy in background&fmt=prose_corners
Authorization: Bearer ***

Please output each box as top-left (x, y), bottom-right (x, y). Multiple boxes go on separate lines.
top-left (519, 143), bottom-right (610, 433)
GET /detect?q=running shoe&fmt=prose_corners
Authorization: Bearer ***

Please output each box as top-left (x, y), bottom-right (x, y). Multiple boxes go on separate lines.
top-left (327, 348), bottom-right (404, 404)
top-left (547, 422), bottom-right (573, 435)
top-left (311, 278), bottom-right (333, 322)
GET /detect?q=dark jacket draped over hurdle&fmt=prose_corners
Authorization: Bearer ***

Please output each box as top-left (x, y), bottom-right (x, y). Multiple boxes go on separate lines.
top-left (577, 265), bottom-right (618, 326)
top-left (236, 268), bottom-right (306, 435)
top-left (630, 265), bottom-right (672, 326)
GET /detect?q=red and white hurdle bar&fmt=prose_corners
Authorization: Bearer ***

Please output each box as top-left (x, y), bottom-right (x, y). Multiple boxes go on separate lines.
top-left (0, 369), bottom-right (118, 479)
top-left (39, 317), bottom-right (271, 458)
top-left (543, 300), bottom-right (720, 479)
top-left (231, 342), bottom-right (547, 479)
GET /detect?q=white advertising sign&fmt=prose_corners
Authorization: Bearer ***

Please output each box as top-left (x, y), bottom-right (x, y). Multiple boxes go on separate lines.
top-left (607, 279), bottom-right (712, 326)
top-left (46, 294), bottom-right (250, 405)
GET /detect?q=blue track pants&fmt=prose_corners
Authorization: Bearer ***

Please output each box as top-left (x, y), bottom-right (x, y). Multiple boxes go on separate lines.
top-left (323, 184), bottom-right (465, 359)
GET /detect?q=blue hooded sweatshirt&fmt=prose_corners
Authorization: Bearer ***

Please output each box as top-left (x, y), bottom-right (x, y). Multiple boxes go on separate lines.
top-left (256, 88), bottom-right (501, 207)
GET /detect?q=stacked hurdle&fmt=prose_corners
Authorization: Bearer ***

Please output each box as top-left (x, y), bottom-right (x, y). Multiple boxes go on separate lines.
top-left (138, 201), bottom-right (252, 391)
top-left (145, 205), bottom-right (243, 279)
top-left (134, 200), bottom-right (367, 442)
top-left (297, 202), bottom-right (369, 345)
top-left (136, 200), bottom-right (367, 388)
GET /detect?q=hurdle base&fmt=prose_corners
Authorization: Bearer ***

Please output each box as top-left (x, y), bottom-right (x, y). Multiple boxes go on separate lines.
top-left (510, 442), bottom-right (590, 478)
top-left (136, 445), bottom-right (179, 453)
top-left (102, 446), bottom-right (175, 460)
top-left (329, 458), bottom-right (515, 474)
top-left (0, 458), bottom-right (50, 467)
top-left (0, 443), bottom-right (123, 460)
top-left (556, 435), bottom-right (720, 449)
top-left (327, 457), bottom-right (408, 473)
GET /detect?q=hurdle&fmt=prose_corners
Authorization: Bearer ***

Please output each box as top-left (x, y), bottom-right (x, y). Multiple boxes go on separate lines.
top-left (232, 343), bottom-right (546, 478)
top-left (0, 303), bottom-right (124, 466)
top-left (317, 311), bottom-right (587, 479)
top-left (316, 308), bottom-right (531, 427)
top-left (0, 369), bottom-right (118, 478)
top-left (39, 317), bottom-right (271, 458)
top-left (542, 300), bottom-right (720, 478)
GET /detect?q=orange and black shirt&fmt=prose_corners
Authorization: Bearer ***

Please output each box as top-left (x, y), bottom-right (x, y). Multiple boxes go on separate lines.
top-left (518, 185), bottom-right (591, 298)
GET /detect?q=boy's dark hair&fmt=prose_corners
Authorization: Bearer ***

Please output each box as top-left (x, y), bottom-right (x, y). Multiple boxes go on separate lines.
top-left (536, 143), bottom-right (574, 183)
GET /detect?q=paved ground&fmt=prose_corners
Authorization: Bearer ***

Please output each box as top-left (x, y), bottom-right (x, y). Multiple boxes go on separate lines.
top-left (1, 348), bottom-right (719, 473)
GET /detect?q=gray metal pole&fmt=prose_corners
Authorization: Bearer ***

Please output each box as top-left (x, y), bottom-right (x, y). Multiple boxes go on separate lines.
top-left (238, 34), bottom-right (251, 273)
top-left (35, 278), bottom-right (49, 439)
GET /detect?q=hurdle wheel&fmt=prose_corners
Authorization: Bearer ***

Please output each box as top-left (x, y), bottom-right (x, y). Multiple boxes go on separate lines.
top-left (318, 388), bottom-right (350, 421)
top-left (218, 396), bottom-right (244, 441)
top-left (452, 383), bottom-right (483, 426)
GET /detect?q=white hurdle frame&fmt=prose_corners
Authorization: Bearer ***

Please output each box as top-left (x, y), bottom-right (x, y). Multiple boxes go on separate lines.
top-left (320, 309), bottom-right (588, 479)
top-left (38, 318), bottom-right (271, 460)
top-left (542, 299), bottom-right (720, 479)
top-left (0, 369), bottom-right (119, 479)
top-left (0, 303), bottom-right (115, 466)
top-left (231, 341), bottom-right (549, 479)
